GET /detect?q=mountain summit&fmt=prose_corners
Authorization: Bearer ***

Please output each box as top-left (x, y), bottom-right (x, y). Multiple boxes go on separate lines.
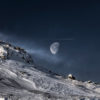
top-left (0, 41), bottom-right (100, 100)
top-left (0, 41), bottom-right (33, 64)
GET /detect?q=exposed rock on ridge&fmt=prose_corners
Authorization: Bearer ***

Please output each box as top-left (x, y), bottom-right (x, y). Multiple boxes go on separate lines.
top-left (0, 41), bottom-right (33, 64)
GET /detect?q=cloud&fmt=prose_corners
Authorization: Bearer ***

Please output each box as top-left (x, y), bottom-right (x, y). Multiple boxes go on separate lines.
top-left (26, 48), bottom-right (62, 63)
top-left (0, 32), bottom-right (63, 65)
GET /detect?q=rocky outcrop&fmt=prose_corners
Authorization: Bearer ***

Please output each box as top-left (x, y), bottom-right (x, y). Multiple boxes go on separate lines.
top-left (67, 74), bottom-right (76, 80)
top-left (0, 41), bottom-right (33, 64)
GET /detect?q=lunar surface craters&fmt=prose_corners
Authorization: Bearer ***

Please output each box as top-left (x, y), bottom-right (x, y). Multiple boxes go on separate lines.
top-left (50, 42), bottom-right (60, 55)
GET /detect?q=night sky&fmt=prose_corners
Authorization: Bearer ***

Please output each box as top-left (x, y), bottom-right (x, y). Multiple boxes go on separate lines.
top-left (0, 0), bottom-right (100, 82)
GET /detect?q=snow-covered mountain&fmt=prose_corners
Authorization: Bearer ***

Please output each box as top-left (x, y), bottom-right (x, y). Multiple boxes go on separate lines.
top-left (0, 41), bottom-right (100, 100)
top-left (0, 41), bottom-right (33, 64)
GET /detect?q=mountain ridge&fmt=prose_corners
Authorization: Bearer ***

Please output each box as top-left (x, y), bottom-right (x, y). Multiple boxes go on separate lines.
top-left (0, 41), bottom-right (99, 100)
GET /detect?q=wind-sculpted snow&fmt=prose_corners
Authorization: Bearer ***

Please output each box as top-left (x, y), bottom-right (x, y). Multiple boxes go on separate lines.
top-left (0, 41), bottom-right (100, 100)
top-left (0, 60), bottom-right (100, 100)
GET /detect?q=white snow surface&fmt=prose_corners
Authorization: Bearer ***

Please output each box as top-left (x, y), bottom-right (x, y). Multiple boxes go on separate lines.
top-left (0, 41), bottom-right (100, 100)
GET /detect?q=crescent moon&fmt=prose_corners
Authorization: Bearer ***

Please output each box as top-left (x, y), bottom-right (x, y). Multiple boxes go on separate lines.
top-left (50, 42), bottom-right (60, 55)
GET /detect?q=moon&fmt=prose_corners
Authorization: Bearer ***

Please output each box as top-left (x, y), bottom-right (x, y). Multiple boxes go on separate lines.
top-left (50, 42), bottom-right (60, 55)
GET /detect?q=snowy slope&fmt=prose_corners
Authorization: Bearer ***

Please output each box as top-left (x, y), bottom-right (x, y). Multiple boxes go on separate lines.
top-left (0, 41), bottom-right (100, 100)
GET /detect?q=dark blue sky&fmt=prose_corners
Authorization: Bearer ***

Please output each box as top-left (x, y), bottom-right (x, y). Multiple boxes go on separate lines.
top-left (0, 0), bottom-right (100, 38)
top-left (0, 0), bottom-right (100, 82)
